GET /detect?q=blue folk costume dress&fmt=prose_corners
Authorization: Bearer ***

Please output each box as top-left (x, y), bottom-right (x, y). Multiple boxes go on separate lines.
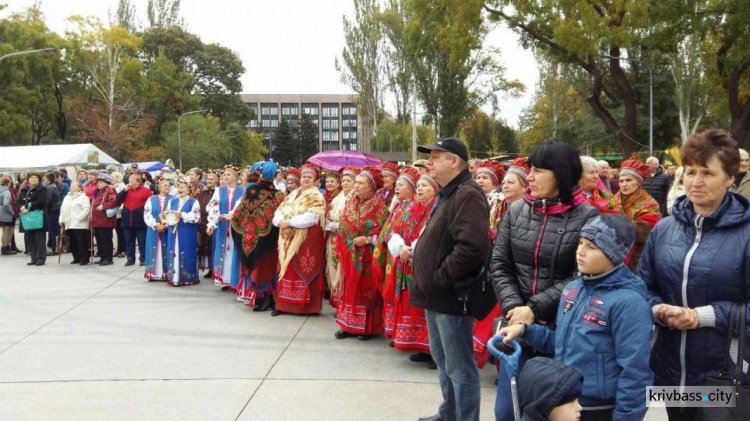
top-left (166, 195), bottom-right (201, 286)
top-left (144, 193), bottom-right (173, 281)
top-left (207, 183), bottom-right (246, 289)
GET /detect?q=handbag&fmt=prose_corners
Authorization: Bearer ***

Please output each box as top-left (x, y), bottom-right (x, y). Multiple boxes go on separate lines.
top-left (103, 190), bottom-right (118, 218)
top-left (20, 209), bottom-right (44, 231)
top-left (699, 303), bottom-right (748, 421)
top-left (444, 182), bottom-right (497, 320)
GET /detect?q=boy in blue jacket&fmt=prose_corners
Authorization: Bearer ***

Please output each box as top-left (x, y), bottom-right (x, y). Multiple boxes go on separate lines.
top-left (500, 214), bottom-right (654, 421)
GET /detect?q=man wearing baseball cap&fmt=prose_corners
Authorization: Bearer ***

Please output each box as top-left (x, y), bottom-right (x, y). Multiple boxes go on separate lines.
top-left (412, 137), bottom-right (490, 421)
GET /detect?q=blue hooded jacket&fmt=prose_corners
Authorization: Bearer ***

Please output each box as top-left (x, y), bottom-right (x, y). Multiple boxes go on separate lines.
top-left (637, 192), bottom-right (750, 387)
top-left (523, 264), bottom-right (654, 420)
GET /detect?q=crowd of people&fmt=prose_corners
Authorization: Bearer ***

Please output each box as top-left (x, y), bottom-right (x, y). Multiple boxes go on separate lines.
top-left (1, 129), bottom-right (748, 421)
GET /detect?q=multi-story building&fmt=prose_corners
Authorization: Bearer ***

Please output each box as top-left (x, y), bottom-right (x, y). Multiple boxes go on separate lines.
top-left (241, 94), bottom-right (373, 156)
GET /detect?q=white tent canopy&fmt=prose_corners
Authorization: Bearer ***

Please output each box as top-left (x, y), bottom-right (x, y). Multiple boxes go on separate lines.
top-left (0, 143), bottom-right (120, 172)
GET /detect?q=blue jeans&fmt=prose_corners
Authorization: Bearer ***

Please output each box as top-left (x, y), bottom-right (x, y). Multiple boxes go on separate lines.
top-left (123, 226), bottom-right (147, 263)
top-left (425, 310), bottom-right (481, 421)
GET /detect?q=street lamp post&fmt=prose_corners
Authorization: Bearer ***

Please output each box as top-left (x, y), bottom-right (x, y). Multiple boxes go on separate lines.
top-left (178, 109), bottom-right (207, 172)
top-left (376, 129), bottom-right (393, 153)
top-left (600, 54), bottom-right (653, 156)
top-left (423, 113), bottom-right (439, 138)
top-left (0, 47), bottom-right (56, 63)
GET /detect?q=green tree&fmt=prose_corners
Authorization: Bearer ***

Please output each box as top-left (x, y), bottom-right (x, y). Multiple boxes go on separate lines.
top-left (271, 119), bottom-right (296, 166)
top-left (147, 0), bottom-right (182, 28)
top-left (336, 0), bottom-right (386, 133)
top-left (485, 0), bottom-right (652, 156)
top-left (114, 0), bottom-right (137, 32)
top-left (0, 5), bottom-right (64, 145)
top-left (459, 108), bottom-right (494, 158)
top-left (223, 122), bottom-right (267, 166)
top-left (139, 26), bottom-right (250, 127)
top-left (378, 0), bottom-right (413, 123)
top-left (298, 113), bottom-right (319, 161)
top-left (162, 115), bottom-right (234, 169)
top-left (141, 52), bottom-right (198, 137)
top-left (406, 0), bottom-right (522, 137)
top-left (65, 16), bottom-right (153, 159)
top-left (493, 118), bottom-right (518, 156)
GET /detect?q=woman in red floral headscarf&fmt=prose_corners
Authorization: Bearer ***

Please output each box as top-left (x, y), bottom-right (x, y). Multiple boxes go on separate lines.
top-left (377, 166), bottom-right (419, 339)
top-left (335, 166), bottom-right (390, 340)
top-left (232, 161), bottom-right (286, 311)
top-left (614, 159), bottom-right (661, 270)
top-left (386, 173), bottom-right (439, 364)
top-left (474, 157), bottom-right (530, 367)
top-left (377, 162), bottom-right (400, 208)
top-left (271, 164), bottom-right (327, 316)
top-left (326, 167), bottom-right (360, 308)
top-left (285, 167), bottom-right (300, 194)
top-left (475, 160), bottom-right (506, 211)
top-left (323, 171), bottom-right (342, 205)
top-left (580, 156), bottom-right (620, 215)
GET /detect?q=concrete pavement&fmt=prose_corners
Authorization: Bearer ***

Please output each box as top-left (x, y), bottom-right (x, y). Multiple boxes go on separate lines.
top-left (0, 247), bottom-right (667, 420)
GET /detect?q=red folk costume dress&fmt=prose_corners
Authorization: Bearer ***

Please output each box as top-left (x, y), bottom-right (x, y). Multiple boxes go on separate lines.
top-left (336, 167), bottom-right (390, 335)
top-left (273, 174), bottom-right (327, 315)
top-left (326, 168), bottom-right (360, 309)
top-left (615, 160), bottom-right (661, 271)
top-left (376, 198), bottom-right (412, 336)
top-left (375, 166), bottom-right (418, 337)
top-left (385, 198), bottom-right (433, 352)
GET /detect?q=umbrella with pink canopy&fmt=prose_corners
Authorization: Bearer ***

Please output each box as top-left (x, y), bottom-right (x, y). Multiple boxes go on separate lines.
top-left (306, 150), bottom-right (382, 171)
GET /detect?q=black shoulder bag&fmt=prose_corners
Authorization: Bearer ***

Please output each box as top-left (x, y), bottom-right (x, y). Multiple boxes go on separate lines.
top-left (699, 303), bottom-right (748, 421)
top-left (444, 182), bottom-right (496, 320)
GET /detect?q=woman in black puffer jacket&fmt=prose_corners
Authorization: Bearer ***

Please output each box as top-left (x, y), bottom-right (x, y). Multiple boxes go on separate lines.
top-left (18, 172), bottom-right (49, 266)
top-left (491, 139), bottom-right (599, 327)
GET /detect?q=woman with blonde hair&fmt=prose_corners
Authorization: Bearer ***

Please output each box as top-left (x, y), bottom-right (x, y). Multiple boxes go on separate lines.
top-left (58, 181), bottom-right (91, 265)
top-left (666, 166), bottom-right (685, 216)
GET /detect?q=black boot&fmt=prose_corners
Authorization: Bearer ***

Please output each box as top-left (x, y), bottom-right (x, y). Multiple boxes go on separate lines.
top-left (1, 246), bottom-right (11, 256)
top-left (254, 294), bottom-right (275, 312)
top-left (334, 330), bottom-right (351, 339)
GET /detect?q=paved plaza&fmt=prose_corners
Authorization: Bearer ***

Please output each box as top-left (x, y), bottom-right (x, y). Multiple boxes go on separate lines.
top-left (0, 238), bottom-right (667, 420)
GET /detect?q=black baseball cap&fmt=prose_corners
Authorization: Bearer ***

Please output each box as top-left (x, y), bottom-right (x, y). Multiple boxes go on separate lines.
top-left (417, 137), bottom-right (469, 162)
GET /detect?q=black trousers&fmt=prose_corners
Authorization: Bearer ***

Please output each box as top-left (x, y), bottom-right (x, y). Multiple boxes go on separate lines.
top-left (666, 406), bottom-right (697, 421)
top-left (25, 230), bottom-right (46, 263)
top-left (93, 227), bottom-right (113, 262)
top-left (115, 218), bottom-right (125, 254)
top-left (580, 408), bottom-right (613, 421)
top-left (67, 229), bottom-right (90, 263)
top-left (47, 211), bottom-right (60, 250)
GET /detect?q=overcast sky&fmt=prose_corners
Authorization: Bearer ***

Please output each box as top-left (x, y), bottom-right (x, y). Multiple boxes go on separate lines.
top-left (3, 0), bottom-right (538, 127)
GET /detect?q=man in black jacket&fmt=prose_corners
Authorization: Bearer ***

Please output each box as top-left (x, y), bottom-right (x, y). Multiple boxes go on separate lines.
top-left (412, 138), bottom-right (489, 421)
top-left (643, 157), bottom-right (670, 217)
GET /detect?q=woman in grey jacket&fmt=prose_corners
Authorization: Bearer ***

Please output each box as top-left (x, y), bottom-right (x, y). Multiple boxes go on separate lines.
top-left (0, 177), bottom-right (14, 255)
